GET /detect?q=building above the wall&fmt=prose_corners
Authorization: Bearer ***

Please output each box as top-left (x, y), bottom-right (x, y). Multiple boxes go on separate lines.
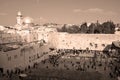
top-left (14, 11), bottom-right (34, 30)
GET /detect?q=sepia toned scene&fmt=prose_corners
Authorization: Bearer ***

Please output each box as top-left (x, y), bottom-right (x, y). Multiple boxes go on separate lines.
top-left (0, 0), bottom-right (120, 80)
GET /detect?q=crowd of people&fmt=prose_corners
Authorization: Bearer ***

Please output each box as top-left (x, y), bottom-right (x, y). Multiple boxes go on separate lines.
top-left (0, 49), bottom-right (120, 80)
top-left (39, 49), bottom-right (120, 80)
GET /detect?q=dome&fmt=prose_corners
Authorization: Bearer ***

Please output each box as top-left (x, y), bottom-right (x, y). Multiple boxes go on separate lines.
top-left (23, 17), bottom-right (33, 24)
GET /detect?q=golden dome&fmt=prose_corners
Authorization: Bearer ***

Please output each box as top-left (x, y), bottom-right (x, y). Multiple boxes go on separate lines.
top-left (23, 17), bottom-right (33, 24)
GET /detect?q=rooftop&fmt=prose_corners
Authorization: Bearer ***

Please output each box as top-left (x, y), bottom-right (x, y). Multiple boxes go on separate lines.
top-left (0, 42), bottom-right (23, 52)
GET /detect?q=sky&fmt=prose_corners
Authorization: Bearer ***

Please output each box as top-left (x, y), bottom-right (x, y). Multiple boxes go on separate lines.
top-left (0, 0), bottom-right (120, 26)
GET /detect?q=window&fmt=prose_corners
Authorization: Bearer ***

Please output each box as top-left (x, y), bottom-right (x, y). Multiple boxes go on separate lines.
top-left (20, 53), bottom-right (23, 56)
top-left (34, 55), bottom-right (35, 60)
top-left (29, 60), bottom-right (31, 63)
top-left (8, 56), bottom-right (11, 61)
top-left (29, 56), bottom-right (31, 62)
top-left (14, 55), bottom-right (17, 59)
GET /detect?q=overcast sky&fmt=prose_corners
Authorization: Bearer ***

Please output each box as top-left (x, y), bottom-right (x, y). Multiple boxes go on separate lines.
top-left (0, 0), bottom-right (120, 26)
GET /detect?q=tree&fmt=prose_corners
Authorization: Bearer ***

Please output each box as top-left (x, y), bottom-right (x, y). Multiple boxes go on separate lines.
top-left (61, 24), bottom-right (67, 32)
top-left (94, 21), bottom-right (103, 34)
top-left (102, 21), bottom-right (115, 34)
top-left (88, 23), bottom-right (96, 33)
top-left (80, 22), bottom-right (88, 33)
top-left (67, 25), bottom-right (80, 33)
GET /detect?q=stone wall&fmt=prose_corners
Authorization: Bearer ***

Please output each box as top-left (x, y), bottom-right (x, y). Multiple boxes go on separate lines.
top-left (49, 32), bottom-right (120, 51)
